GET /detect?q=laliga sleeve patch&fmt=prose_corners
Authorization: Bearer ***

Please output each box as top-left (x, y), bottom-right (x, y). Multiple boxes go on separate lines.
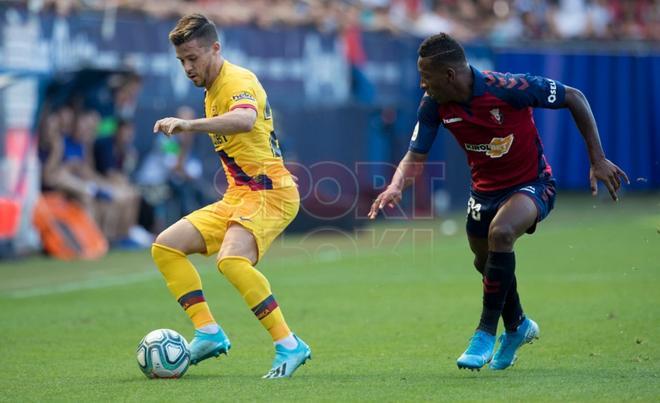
top-left (231, 91), bottom-right (256, 103)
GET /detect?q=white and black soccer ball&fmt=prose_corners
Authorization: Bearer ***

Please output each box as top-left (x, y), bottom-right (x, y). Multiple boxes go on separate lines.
top-left (136, 329), bottom-right (191, 379)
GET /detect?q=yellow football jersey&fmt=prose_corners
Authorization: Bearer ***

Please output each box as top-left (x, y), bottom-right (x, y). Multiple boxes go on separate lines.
top-left (204, 60), bottom-right (295, 190)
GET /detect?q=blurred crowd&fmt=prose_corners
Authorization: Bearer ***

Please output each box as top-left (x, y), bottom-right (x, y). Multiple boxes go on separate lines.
top-left (11, 0), bottom-right (660, 42)
top-left (15, 0), bottom-right (660, 253)
top-left (37, 72), bottom-right (214, 249)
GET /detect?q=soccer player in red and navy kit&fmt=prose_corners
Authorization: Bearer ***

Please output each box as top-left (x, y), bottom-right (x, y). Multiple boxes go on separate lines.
top-left (368, 33), bottom-right (629, 371)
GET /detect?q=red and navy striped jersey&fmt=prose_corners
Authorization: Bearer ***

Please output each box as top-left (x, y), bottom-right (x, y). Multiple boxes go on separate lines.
top-left (409, 65), bottom-right (566, 192)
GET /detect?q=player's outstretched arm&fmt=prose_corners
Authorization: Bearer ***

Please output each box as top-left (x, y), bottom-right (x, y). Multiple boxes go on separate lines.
top-left (153, 108), bottom-right (257, 137)
top-left (564, 86), bottom-right (629, 201)
top-left (368, 151), bottom-right (427, 219)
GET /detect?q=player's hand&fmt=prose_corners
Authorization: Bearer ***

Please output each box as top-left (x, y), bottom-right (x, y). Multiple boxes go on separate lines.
top-left (590, 158), bottom-right (630, 201)
top-left (153, 118), bottom-right (191, 136)
top-left (368, 186), bottom-right (402, 219)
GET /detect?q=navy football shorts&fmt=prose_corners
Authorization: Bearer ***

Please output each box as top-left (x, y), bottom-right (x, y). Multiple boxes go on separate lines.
top-left (465, 177), bottom-right (557, 239)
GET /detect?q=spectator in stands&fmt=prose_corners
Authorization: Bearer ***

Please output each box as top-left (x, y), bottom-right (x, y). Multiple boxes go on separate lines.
top-left (38, 109), bottom-right (94, 206)
top-left (489, 2), bottom-right (524, 43)
top-left (94, 119), bottom-right (138, 182)
top-left (50, 109), bottom-right (136, 246)
top-left (112, 72), bottom-right (142, 121)
top-left (586, 0), bottom-right (615, 39)
top-left (16, 0), bottom-right (660, 41)
top-left (135, 106), bottom-right (212, 232)
top-left (93, 119), bottom-right (152, 248)
top-left (549, 0), bottom-right (590, 39)
top-left (408, 0), bottom-right (474, 40)
top-left (168, 106), bottom-right (214, 216)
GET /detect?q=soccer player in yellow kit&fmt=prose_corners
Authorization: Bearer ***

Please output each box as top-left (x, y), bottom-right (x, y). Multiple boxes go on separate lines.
top-left (152, 14), bottom-right (310, 379)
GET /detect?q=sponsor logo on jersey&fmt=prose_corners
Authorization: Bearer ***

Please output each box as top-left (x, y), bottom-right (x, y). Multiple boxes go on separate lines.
top-left (211, 132), bottom-right (228, 147)
top-left (547, 79), bottom-right (557, 103)
top-left (442, 117), bottom-right (463, 124)
top-left (231, 91), bottom-right (256, 103)
top-left (464, 134), bottom-right (514, 158)
top-left (489, 108), bottom-right (503, 125)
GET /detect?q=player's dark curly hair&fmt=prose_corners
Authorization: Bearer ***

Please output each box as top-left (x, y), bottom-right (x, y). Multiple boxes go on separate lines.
top-left (169, 13), bottom-right (218, 47)
top-left (418, 33), bottom-right (466, 66)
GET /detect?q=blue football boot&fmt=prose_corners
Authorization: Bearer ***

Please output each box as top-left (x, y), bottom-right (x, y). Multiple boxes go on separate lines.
top-left (490, 317), bottom-right (539, 370)
top-left (190, 327), bottom-right (231, 365)
top-left (457, 330), bottom-right (496, 371)
top-left (262, 334), bottom-right (311, 379)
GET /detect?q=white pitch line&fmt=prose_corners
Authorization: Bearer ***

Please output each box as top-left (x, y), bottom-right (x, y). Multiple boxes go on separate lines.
top-left (5, 271), bottom-right (160, 299)
top-left (3, 238), bottom-right (435, 299)
top-left (2, 254), bottom-right (317, 300)
top-left (2, 252), bottom-right (350, 299)
top-left (2, 255), bottom-right (311, 300)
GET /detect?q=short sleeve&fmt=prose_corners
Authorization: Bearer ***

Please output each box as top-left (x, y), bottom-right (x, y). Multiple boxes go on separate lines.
top-left (409, 95), bottom-right (441, 154)
top-left (225, 80), bottom-right (258, 113)
top-left (484, 71), bottom-right (566, 109)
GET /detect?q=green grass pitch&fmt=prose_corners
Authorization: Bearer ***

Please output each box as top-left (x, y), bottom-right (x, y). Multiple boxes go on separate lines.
top-left (0, 195), bottom-right (658, 401)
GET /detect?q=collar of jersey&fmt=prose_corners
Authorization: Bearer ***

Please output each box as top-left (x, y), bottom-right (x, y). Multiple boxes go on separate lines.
top-left (469, 64), bottom-right (486, 99)
top-left (207, 60), bottom-right (231, 99)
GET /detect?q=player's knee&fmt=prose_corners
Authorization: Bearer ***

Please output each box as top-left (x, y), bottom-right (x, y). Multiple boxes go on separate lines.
top-left (150, 243), bottom-right (164, 263)
top-left (218, 240), bottom-right (240, 259)
top-left (218, 243), bottom-right (257, 265)
top-left (488, 224), bottom-right (516, 249)
top-left (151, 242), bottom-right (185, 268)
top-left (153, 231), bottom-right (171, 249)
top-left (218, 227), bottom-right (258, 264)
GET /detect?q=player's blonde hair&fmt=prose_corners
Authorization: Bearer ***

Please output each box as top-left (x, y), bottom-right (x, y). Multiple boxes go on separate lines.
top-left (169, 13), bottom-right (218, 47)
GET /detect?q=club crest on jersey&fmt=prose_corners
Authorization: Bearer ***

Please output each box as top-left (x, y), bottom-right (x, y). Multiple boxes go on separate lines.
top-left (464, 134), bottom-right (514, 158)
top-left (489, 108), bottom-right (503, 125)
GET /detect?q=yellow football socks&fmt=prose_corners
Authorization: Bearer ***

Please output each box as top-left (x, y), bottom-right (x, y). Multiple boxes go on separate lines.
top-left (218, 256), bottom-right (291, 341)
top-left (151, 243), bottom-right (216, 329)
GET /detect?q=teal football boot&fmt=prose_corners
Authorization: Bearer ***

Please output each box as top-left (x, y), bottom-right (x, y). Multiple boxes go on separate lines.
top-left (490, 317), bottom-right (539, 370)
top-left (457, 330), bottom-right (496, 371)
top-left (190, 327), bottom-right (231, 365)
top-left (262, 334), bottom-right (311, 379)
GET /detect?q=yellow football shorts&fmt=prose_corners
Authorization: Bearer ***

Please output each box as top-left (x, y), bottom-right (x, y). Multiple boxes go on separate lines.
top-left (185, 186), bottom-right (299, 262)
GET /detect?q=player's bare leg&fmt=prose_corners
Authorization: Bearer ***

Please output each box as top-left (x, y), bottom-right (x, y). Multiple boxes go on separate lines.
top-left (458, 194), bottom-right (539, 370)
top-left (152, 219), bottom-right (231, 365)
top-left (154, 218), bottom-right (206, 256)
top-left (216, 223), bottom-right (258, 264)
top-left (217, 224), bottom-right (310, 379)
top-left (115, 183), bottom-right (142, 245)
top-left (468, 235), bottom-right (488, 275)
top-left (487, 193), bottom-right (538, 252)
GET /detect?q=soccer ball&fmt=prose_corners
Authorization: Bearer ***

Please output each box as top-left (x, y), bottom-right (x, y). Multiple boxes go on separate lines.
top-left (136, 329), bottom-right (191, 379)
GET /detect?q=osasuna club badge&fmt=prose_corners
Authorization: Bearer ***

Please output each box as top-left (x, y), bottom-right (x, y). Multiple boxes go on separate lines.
top-left (490, 108), bottom-right (503, 125)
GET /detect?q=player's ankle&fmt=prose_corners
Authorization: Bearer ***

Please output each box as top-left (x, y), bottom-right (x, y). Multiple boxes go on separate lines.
top-left (196, 323), bottom-right (220, 334)
top-left (274, 333), bottom-right (298, 349)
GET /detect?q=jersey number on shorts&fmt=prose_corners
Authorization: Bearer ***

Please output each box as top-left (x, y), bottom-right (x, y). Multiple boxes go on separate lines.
top-left (467, 197), bottom-right (482, 221)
